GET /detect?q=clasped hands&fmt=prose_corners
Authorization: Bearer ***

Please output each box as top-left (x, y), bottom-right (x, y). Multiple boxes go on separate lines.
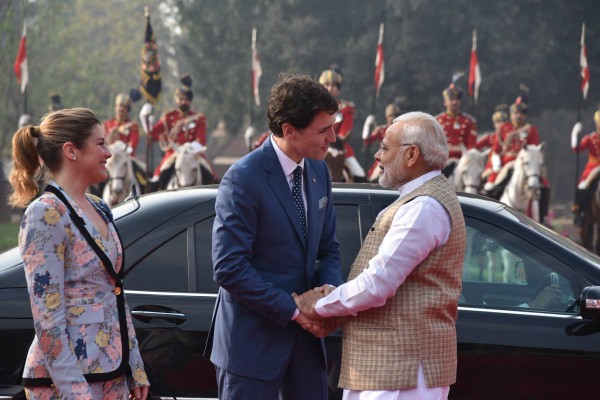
top-left (292, 285), bottom-right (344, 338)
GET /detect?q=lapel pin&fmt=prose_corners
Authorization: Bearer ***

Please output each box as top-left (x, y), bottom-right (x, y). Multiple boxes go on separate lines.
top-left (312, 178), bottom-right (316, 183)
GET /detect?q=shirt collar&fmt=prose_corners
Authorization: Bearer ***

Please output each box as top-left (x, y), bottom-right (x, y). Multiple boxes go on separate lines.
top-left (270, 134), bottom-right (305, 177)
top-left (397, 170), bottom-right (441, 198)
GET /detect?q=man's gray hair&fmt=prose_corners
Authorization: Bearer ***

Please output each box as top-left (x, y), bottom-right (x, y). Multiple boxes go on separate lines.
top-left (395, 111), bottom-right (448, 170)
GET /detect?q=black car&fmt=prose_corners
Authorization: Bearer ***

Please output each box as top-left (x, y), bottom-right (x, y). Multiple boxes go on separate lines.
top-left (1, 184), bottom-right (600, 400)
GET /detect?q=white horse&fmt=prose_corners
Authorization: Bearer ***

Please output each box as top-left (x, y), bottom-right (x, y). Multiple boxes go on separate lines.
top-left (103, 141), bottom-right (146, 207)
top-left (452, 148), bottom-right (490, 194)
top-left (165, 142), bottom-right (208, 189)
top-left (500, 143), bottom-right (545, 222)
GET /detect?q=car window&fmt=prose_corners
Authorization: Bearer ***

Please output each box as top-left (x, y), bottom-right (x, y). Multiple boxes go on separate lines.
top-left (334, 204), bottom-right (364, 278)
top-left (461, 218), bottom-right (578, 314)
top-left (195, 216), bottom-right (219, 294)
top-left (125, 230), bottom-right (189, 292)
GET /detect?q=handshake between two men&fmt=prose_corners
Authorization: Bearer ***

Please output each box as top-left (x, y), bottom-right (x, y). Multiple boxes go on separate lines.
top-left (292, 285), bottom-right (345, 338)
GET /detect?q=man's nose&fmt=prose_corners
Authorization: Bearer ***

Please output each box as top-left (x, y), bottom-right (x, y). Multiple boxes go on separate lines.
top-left (374, 149), bottom-right (381, 161)
top-left (327, 127), bottom-right (336, 142)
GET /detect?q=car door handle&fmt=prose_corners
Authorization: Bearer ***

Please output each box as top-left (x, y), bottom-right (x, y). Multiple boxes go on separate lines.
top-left (131, 306), bottom-right (187, 325)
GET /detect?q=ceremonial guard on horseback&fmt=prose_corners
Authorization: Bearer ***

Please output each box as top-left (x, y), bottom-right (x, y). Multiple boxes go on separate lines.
top-left (483, 92), bottom-right (540, 195)
top-left (362, 101), bottom-right (401, 182)
top-left (477, 105), bottom-right (510, 188)
top-left (482, 90), bottom-right (550, 223)
top-left (319, 65), bottom-right (367, 182)
top-left (104, 90), bottom-right (142, 156)
top-left (571, 108), bottom-right (600, 233)
top-left (435, 82), bottom-right (477, 178)
top-left (146, 74), bottom-right (218, 189)
top-left (478, 104), bottom-right (509, 151)
top-left (102, 90), bottom-right (148, 206)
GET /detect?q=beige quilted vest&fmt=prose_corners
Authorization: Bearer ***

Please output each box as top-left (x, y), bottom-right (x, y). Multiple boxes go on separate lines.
top-left (338, 174), bottom-right (466, 390)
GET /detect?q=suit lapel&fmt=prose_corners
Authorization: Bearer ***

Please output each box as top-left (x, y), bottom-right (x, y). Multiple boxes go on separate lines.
top-left (261, 140), bottom-right (307, 248)
top-left (304, 161), bottom-right (318, 250)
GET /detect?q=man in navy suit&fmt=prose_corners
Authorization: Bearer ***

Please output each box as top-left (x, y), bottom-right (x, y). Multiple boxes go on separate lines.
top-left (211, 72), bottom-right (344, 399)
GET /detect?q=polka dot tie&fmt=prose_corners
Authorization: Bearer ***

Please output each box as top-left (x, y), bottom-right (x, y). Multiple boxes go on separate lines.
top-left (292, 166), bottom-right (306, 241)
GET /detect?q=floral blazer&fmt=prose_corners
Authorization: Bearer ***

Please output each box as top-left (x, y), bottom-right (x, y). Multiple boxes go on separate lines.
top-left (19, 183), bottom-right (149, 399)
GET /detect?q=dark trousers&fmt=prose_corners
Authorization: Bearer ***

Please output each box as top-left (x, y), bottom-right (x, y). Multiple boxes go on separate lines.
top-left (216, 330), bottom-right (328, 400)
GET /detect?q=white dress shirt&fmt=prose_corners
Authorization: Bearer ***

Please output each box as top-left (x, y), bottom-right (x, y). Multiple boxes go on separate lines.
top-left (316, 170), bottom-right (452, 400)
top-left (270, 135), bottom-right (307, 216)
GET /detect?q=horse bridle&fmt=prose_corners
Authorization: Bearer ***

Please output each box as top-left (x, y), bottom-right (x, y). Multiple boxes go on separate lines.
top-left (460, 173), bottom-right (481, 192)
top-left (174, 163), bottom-right (200, 187)
top-left (507, 162), bottom-right (541, 205)
top-left (108, 173), bottom-right (129, 184)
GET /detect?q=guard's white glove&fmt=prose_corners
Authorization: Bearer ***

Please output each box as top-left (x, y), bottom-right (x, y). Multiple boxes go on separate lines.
top-left (519, 130), bottom-right (528, 140)
top-left (139, 103), bottom-right (154, 133)
top-left (571, 121), bottom-right (583, 149)
top-left (362, 114), bottom-right (376, 140)
top-left (244, 126), bottom-right (256, 149)
top-left (492, 154), bottom-right (502, 172)
top-left (189, 141), bottom-right (207, 154)
top-left (126, 146), bottom-right (134, 155)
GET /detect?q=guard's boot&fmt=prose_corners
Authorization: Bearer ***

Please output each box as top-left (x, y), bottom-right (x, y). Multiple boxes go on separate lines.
top-left (573, 189), bottom-right (587, 227)
top-left (572, 203), bottom-right (582, 227)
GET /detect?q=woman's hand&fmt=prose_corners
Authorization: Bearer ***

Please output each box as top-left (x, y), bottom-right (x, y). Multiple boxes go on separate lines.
top-left (130, 385), bottom-right (149, 400)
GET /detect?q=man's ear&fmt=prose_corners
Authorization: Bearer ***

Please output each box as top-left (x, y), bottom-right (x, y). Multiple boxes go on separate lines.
top-left (406, 145), bottom-right (420, 167)
top-left (282, 123), bottom-right (295, 139)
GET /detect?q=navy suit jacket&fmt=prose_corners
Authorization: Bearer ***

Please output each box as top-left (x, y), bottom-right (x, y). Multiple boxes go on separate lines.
top-left (211, 137), bottom-right (343, 381)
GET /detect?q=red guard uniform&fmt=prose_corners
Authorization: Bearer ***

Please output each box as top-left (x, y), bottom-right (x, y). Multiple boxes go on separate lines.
top-left (364, 124), bottom-right (387, 182)
top-left (487, 122), bottom-right (540, 184)
top-left (476, 132), bottom-right (494, 151)
top-left (334, 100), bottom-right (356, 158)
top-left (435, 112), bottom-right (477, 159)
top-left (150, 109), bottom-right (208, 177)
top-left (477, 132), bottom-right (496, 178)
top-left (103, 119), bottom-right (140, 156)
top-left (574, 130), bottom-right (600, 184)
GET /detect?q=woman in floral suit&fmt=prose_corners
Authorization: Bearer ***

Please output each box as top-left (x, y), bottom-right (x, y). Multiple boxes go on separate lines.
top-left (8, 108), bottom-right (149, 400)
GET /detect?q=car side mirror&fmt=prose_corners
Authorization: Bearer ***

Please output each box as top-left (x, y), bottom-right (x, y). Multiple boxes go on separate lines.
top-left (580, 286), bottom-right (600, 319)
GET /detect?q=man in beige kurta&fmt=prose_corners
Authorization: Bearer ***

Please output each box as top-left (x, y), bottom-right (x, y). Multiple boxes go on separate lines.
top-left (294, 111), bottom-right (466, 400)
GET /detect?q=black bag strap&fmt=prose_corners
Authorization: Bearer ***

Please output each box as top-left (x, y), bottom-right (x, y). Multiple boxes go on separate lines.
top-left (22, 186), bottom-right (131, 388)
top-left (44, 185), bottom-right (124, 283)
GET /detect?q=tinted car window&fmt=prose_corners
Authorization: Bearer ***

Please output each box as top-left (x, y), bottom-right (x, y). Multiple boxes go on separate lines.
top-left (333, 204), bottom-right (364, 278)
top-left (126, 230), bottom-right (189, 292)
top-left (462, 218), bottom-right (578, 313)
top-left (195, 216), bottom-right (219, 294)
